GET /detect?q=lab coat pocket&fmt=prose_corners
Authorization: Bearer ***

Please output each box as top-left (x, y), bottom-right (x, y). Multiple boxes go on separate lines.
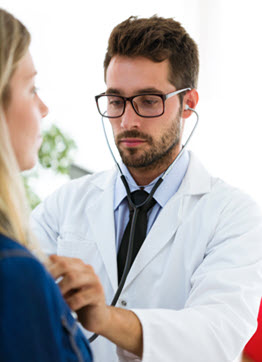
top-left (57, 232), bottom-right (99, 265)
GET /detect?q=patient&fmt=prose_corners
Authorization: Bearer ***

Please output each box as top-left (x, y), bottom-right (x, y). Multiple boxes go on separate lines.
top-left (0, 8), bottom-right (92, 361)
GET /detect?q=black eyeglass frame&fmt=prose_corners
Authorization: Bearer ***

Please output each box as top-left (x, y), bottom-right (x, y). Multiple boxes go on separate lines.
top-left (95, 87), bottom-right (191, 119)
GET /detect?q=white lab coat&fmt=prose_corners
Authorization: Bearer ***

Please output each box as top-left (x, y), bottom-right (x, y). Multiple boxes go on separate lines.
top-left (31, 152), bottom-right (262, 362)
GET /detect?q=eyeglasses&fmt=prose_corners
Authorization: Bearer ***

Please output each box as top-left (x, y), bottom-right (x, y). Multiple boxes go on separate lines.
top-left (95, 88), bottom-right (191, 118)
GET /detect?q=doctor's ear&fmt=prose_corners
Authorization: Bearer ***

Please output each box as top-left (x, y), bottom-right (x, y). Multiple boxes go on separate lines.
top-left (182, 89), bottom-right (199, 118)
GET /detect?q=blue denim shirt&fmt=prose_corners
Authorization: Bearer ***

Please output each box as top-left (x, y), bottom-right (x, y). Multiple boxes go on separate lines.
top-left (0, 234), bottom-right (92, 362)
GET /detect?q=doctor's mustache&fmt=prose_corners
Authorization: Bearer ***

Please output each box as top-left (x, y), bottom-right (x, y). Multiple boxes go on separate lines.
top-left (116, 130), bottom-right (153, 145)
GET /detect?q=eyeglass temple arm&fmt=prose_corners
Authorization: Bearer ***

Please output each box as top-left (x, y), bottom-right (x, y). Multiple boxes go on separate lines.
top-left (165, 87), bottom-right (191, 100)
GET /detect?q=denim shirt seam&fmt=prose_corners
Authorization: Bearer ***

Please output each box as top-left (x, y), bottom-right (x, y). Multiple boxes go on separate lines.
top-left (0, 249), bottom-right (35, 261)
top-left (61, 315), bottom-right (85, 362)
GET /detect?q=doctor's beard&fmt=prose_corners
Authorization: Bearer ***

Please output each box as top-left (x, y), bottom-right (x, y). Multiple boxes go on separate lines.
top-left (115, 113), bottom-right (182, 170)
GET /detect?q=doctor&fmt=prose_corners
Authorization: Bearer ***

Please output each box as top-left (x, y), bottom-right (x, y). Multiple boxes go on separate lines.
top-left (31, 16), bottom-right (262, 362)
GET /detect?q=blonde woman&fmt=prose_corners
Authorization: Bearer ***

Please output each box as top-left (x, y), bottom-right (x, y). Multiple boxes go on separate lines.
top-left (0, 8), bottom-right (92, 362)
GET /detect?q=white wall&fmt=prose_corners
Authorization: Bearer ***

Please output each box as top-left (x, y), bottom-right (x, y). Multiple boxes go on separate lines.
top-left (2, 0), bottom-right (262, 205)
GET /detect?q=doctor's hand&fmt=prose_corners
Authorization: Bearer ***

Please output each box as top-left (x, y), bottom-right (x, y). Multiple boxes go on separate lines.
top-left (48, 254), bottom-right (111, 334)
top-left (48, 255), bottom-right (143, 357)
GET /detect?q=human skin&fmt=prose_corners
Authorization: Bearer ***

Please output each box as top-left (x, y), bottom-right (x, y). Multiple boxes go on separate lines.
top-left (105, 56), bottom-right (198, 185)
top-left (242, 354), bottom-right (254, 362)
top-left (5, 50), bottom-right (48, 171)
top-left (49, 56), bottom-right (198, 357)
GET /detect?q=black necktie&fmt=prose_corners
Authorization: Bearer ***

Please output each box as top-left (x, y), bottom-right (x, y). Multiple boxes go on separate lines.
top-left (117, 190), bottom-right (156, 283)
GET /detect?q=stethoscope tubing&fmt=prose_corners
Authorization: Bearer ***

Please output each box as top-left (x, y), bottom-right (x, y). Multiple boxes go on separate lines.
top-left (89, 107), bottom-right (199, 342)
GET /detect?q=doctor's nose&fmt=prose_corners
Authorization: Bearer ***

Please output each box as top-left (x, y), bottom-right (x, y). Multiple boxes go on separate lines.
top-left (120, 101), bottom-right (142, 130)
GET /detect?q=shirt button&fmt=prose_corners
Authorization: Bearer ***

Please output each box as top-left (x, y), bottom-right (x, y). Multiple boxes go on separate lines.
top-left (120, 300), bottom-right (127, 307)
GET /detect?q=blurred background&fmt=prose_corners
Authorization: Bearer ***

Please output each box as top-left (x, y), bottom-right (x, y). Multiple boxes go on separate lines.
top-left (1, 0), bottom-right (262, 207)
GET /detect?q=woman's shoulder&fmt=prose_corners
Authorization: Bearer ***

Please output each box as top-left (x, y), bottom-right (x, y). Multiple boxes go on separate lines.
top-left (0, 233), bottom-right (69, 324)
top-left (0, 233), bottom-right (47, 279)
top-left (0, 233), bottom-right (92, 361)
top-left (0, 233), bottom-right (31, 253)
top-left (0, 234), bottom-right (34, 260)
top-left (0, 233), bottom-right (56, 301)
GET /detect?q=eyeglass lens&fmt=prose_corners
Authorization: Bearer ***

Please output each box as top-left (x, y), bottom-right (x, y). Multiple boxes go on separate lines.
top-left (97, 95), bottom-right (164, 117)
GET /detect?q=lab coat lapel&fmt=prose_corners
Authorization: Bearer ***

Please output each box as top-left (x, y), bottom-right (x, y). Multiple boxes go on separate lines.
top-left (86, 170), bottom-right (118, 292)
top-left (123, 192), bottom-right (184, 288)
top-left (122, 152), bottom-right (212, 289)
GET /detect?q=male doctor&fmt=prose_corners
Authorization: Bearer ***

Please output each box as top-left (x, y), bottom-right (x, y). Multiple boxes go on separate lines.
top-left (31, 16), bottom-right (262, 362)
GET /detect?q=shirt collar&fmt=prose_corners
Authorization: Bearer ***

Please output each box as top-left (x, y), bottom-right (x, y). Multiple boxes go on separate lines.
top-left (114, 150), bottom-right (190, 210)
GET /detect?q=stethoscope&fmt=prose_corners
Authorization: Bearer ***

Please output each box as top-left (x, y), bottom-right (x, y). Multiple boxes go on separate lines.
top-left (89, 103), bottom-right (199, 343)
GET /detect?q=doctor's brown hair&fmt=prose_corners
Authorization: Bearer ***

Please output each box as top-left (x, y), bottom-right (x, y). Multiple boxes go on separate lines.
top-left (104, 16), bottom-right (199, 93)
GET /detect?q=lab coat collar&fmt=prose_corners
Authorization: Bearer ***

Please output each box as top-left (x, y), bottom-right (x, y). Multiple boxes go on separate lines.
top-left (121, 151), bottom-right (212, 289)
top-left (91, 152), bottom-right (212, 197)
top-left (87, 152), bottom-right (212, 291)
top-left (177, 151), bottom-right (212, 196)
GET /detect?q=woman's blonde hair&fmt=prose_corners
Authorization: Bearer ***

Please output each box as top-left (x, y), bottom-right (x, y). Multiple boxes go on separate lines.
top-left (0, 8), bottom-right (45, 259)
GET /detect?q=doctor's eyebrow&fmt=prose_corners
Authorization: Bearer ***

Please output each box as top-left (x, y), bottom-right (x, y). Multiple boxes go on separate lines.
top-left (105, 88), bottom-right (121, 95)
top-left (105, 87), bottom-right (164, 95)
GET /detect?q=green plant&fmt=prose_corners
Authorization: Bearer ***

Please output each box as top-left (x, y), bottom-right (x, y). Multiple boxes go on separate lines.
top-left (38, 124), bottom-right (77, 174)
top-left (23, 124), bottom-right (77, 209)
